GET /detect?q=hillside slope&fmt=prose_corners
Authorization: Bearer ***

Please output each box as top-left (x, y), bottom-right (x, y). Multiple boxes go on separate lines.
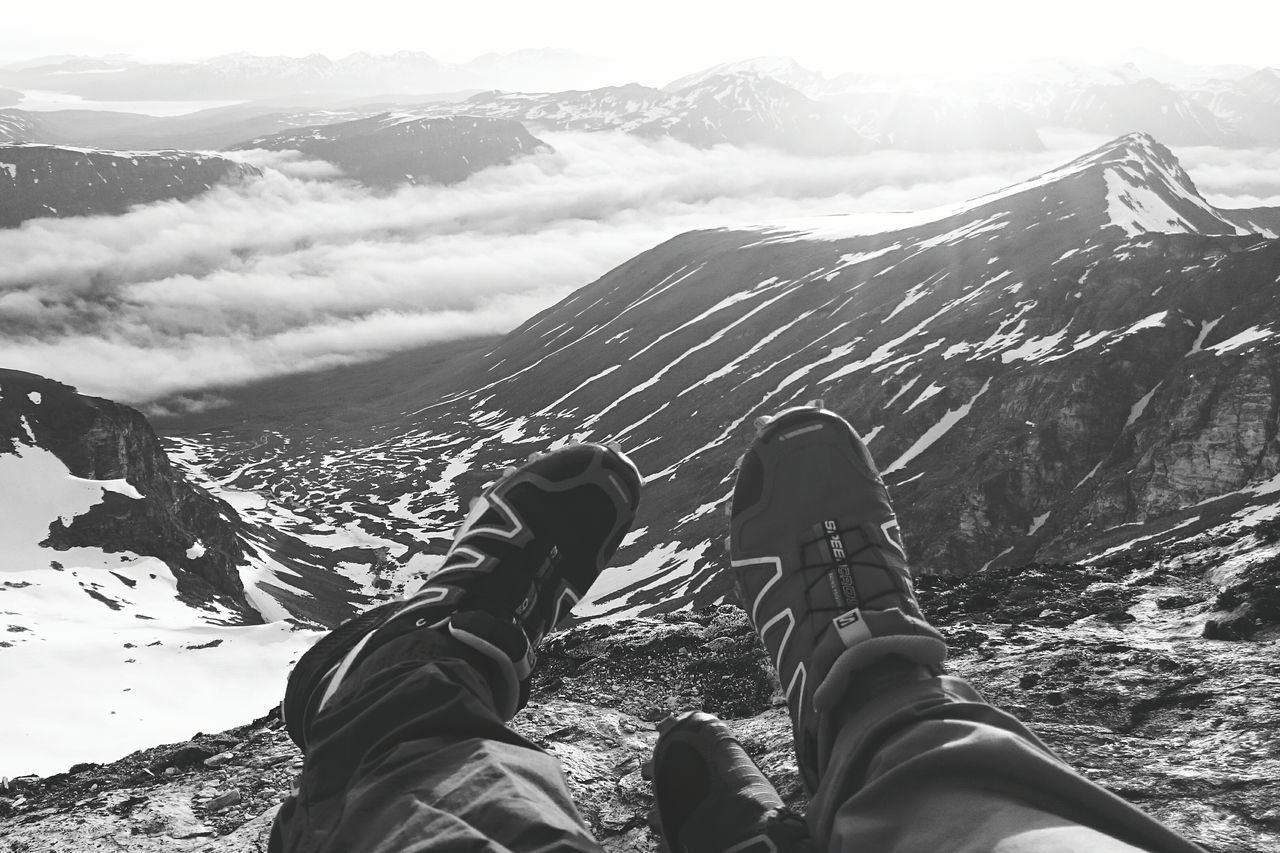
top-left (157, 132), bottom-right (1280, 622)
top-left (0, 144), bottom-right (259, 226)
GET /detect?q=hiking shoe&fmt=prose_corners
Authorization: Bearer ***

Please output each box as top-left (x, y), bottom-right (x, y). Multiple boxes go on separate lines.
top-left (729, 403), bottom-right (946, 785)
top-left (281, 441), bottom-right (642, 749)
top-left (643, 711), bottom-right (814, 853)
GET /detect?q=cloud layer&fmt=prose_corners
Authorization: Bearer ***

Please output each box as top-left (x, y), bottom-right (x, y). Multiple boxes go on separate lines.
top-left (2, 131), bottom-right (1275, 404)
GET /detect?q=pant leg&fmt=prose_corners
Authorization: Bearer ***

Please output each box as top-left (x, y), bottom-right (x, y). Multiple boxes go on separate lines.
top-left (270, 629), bottom-right (603, 853)
top-left (806, 674), bottom-right (1205, 853)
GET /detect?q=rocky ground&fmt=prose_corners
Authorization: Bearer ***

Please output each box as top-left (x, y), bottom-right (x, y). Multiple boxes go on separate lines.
top-left (2, 539), bottom-right (1278, 853)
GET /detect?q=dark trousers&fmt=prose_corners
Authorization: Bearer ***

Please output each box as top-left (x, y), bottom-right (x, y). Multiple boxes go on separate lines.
top-left (271, 630), bottom-right (1203, 853)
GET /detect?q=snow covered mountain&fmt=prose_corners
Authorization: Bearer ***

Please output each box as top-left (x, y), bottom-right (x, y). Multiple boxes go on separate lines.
top-left (0, 145), bottom-right (259, 226)
top-left (0, 370), bottom-right (419, 774)
top-left (154, 133), bottom-right (1280, 627)
top-left (426, 74), bottom-right (874, 154)
top-left (1189, 68), bottom-right (1280, 144)
top-left (827, 90), bottom-right (1044, 151)
top-left (1048, 78), bottom-right (1246, 146)
top-left (664, 57), bottom-right (829, 97)
top-left (0, 110), bottom-right (55, 143)
top-left (238, 113), bottom-right (548, 187)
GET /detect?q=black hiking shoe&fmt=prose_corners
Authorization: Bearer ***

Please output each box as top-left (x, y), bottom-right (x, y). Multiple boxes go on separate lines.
top-left (281, 442), bottom-right (642, 749)
top-left (729, 402), bottom-right (946, 789)
top-left (643, 711), bottom-right (814, 853)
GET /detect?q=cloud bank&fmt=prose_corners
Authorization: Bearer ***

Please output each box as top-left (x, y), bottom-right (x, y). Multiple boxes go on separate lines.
top-left (1, 131), bottom-right (1274, 403)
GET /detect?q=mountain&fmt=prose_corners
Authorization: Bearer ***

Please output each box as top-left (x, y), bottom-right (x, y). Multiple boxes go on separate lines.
top-left (631, 73), bottom-right (872, 154)
top-left (433, 74), bottom-right (874, 154)
top-left (1189, 69), bottom-right (1280, 144)
top-left (1238, 67), bottom-right (1280, 105)
top-left (0, 110), bottom-right (47, 143)
top-left (0, 369), bottom-right (414, 774)
top-left (0, 371), bottom-right (313, 773)
top-left (663, 57), bottom-right (828, 96)
top-left (236, 114), bottom-right (548, 188)
top-left (1049, 78), bottom-right (1247, 145)
top-left (0, 370), bottom-right (252, 612)
top-left (0, 144), bottom-right (260, 226)
top-left (151, 133), bottom-right (1280, 625)
top-left (827, 91), bottom-right (1044, 151)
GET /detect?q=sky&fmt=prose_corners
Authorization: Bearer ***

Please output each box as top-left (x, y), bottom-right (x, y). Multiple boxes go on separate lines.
top-left (1, 0), bottom-right (1276, 81)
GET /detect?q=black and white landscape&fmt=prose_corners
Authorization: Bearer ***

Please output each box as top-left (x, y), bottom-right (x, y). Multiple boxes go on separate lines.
top-left (2, 35), bottom-right (1280, 852)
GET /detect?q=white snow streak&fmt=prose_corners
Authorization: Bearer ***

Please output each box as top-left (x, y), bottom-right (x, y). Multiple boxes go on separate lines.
top-left (883, 378), bottom-right (992, 476)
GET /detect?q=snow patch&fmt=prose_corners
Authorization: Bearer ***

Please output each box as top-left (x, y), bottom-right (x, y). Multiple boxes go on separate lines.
top-left (1000, 323), bottom-right (1071, 364)
top-left (882, 378), bottom-right (992, 476)
top-left (905, 382), bottom-right (944, 412)
top-left (1206, 326), bottom-right (1273, 355)
top-left (885, 375), bottom-right (920, 408)
top-left (1188, 316), bottom-right (1223, 355)
top-left (0, 443), bottom-right (323, 776)
top-left (1125, 383), bottom-right (1161, 428)
top-left (186, 541), bottom-right (207, 559)
top-left (1115, 311), bottom-right (1169, 339)
top-left (27, 391), bottom-right (42, 404)
top-left (1075, 461), bottom-right (1104, 489)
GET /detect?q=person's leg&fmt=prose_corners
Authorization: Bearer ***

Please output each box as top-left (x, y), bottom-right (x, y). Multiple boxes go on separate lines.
top-left (805, 660), bottom-right (1204, 853)
top-left (728, 404), bottom-right (1205, 853)
top-left (270, 443), bottom-right (642, 853)
top-left (272, 628), bottom-right (603, 853)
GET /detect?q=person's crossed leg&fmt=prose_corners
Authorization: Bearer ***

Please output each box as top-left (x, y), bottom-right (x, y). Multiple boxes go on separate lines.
top-left (270, 406), bottom-right (1205, 853)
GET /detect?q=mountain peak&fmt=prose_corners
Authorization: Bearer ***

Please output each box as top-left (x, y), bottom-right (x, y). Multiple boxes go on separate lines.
top-left (663, 56), bottom-right (820, 94)
top-left (1060, 131), bottom-right (1249, 237)
top-left (745, 133), bottom-right (1257, 245)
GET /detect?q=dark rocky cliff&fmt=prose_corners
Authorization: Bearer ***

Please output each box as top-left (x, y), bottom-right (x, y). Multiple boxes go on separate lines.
top-left (0, 144), bottom-right (260, 227)
top-left (0, 369), bottom-right (253, 616)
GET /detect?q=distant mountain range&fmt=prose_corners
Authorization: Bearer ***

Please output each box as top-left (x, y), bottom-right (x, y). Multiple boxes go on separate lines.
top-left (440, 74), bottom-right (875, 154)
top-left (4, 54), bottom-right (1280, 159)
top-left (0, 145), bottom-right (259, 226)
top-left (238, 114), bottom-right (549, 187)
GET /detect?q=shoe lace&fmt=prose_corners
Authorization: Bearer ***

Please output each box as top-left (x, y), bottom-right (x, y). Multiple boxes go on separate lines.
top-left (797, 523), bottom-right (906, 612)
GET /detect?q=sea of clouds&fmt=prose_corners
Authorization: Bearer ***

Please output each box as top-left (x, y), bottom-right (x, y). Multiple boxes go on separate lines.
top-left (2, 130), bottom-right (1278, 404)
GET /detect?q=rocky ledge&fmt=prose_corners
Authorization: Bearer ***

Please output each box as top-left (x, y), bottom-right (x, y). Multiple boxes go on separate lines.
top-left (2, 538), bottom-right (1277, 852)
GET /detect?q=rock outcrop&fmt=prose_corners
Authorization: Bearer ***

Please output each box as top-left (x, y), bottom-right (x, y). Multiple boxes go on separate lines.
top-left (0, 144), bottom-right (260, 227)
top-left (0, 369), bottom-right (251, 613)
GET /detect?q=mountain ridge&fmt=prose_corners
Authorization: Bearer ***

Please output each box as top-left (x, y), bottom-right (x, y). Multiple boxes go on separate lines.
top-left (0, 144), bottom-right (260, 226)
top-left (145, 133), bottom-right (1280, 625)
